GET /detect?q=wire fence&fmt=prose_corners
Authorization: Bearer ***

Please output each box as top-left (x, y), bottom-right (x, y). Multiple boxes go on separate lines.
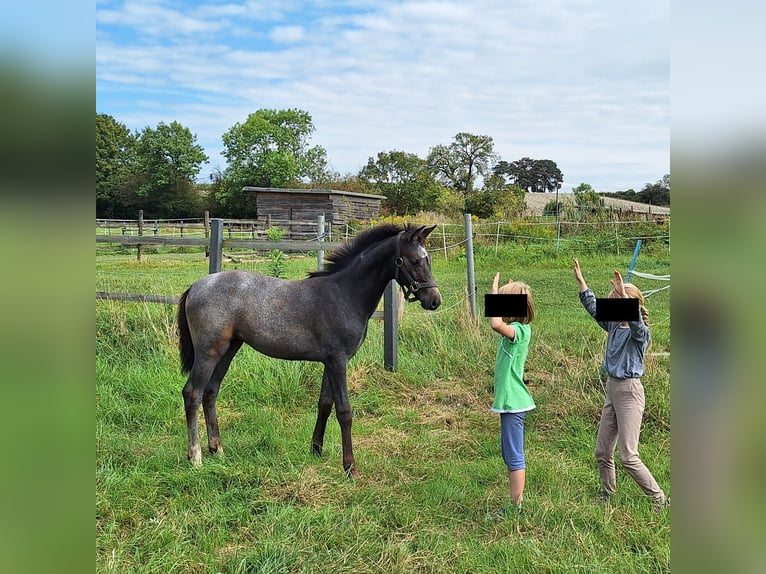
top-left (97, 215), bottom-right (669, 260)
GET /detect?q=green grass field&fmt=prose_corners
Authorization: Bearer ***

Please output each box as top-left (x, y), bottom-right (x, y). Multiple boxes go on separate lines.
top-left (96, 239), bottom-right (670, 573)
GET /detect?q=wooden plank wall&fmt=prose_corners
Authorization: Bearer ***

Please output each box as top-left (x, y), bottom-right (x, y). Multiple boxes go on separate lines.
top-left (256, 192), bottom-right (382, 237)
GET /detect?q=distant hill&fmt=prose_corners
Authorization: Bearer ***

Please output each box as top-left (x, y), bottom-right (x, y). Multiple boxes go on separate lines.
top-left (523, 193), bottom-right (670, 217)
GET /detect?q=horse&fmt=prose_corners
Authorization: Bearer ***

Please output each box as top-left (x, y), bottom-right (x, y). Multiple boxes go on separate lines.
top-left (177, 223), bottom-right (441, 476)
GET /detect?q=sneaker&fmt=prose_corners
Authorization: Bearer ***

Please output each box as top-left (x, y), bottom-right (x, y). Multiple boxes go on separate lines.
top-left (653, 495), bottom-right (670, 512)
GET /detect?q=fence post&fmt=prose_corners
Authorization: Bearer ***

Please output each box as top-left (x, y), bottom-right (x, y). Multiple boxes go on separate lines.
top-left (137, 210), bottom-right (144, 262)
top-left (203, 211), bottom-right (210, 257)
top-left (209, 218), bottom-right (223, 274)
top-left (626, 240), bottom-right (643, 283)
top-left (464, 213), bottom-right (477, 320)
top-left (317, 214), bottom-right (325, 271)
top-left (384, 280), bottom-right (399, 371)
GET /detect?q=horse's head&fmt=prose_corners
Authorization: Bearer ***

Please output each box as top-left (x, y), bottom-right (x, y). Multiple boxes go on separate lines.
top-left (394, 225), bottom-right (442, 310)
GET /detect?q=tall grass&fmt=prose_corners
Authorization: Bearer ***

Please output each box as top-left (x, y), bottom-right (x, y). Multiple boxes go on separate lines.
top-left (97, 241), bottom-right (670, 573)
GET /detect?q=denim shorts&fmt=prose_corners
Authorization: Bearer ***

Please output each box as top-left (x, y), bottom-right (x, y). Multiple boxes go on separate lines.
top-left (500, 411), bottom-right (527, 471)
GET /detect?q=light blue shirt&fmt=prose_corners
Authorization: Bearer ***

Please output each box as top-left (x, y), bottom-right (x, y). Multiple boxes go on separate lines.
top-left (579, 289), bottom-right (650, 379)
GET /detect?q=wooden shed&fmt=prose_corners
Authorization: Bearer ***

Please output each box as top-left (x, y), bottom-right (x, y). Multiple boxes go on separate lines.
top-left (242, 187), bottom-right (386, 237)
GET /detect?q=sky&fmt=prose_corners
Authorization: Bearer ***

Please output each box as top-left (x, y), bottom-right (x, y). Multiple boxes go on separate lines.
top-left (96, 0), bottom-right (669, 193)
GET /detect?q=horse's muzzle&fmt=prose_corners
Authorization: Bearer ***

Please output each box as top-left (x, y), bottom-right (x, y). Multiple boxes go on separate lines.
top-left (419, 287), bottom-right (441, 310)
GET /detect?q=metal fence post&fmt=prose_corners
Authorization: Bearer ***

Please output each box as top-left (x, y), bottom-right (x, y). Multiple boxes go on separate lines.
top-left (209, 218), bottom-right (223, 274)
top-left (317, 214), bottom-right (325, 271)
top-left (137, 209), bottom-right (144, 262)
top-left (464, 213), bottom-right (477, 320)
top-left (384, 280), bottom-right (399, 371)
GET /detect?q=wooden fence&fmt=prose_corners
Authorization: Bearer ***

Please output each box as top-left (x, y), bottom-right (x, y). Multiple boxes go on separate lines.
top-left (97, 215), bottom-right (403, 371)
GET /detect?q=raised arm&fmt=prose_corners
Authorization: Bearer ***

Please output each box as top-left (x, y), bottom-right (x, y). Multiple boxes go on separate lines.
top-left (489, 272), bottom-right (516, 340)
top-left (573, 258), bottom-right (588, 293)
top-left (611, 270), bottom-right (650, 341)
top-left (575, 259), bottom-right (607, 330)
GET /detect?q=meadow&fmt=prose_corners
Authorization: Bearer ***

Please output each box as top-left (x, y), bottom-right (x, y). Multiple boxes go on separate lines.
top-left (96, 236), bottom-right (670, 573)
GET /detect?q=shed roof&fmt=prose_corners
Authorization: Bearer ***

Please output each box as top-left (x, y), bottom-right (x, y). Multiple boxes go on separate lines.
top-left (242, 186), bottom-right (386, 200)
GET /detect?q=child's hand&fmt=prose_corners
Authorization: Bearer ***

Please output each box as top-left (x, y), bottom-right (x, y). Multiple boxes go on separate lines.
top-left (573, 258), bottom-right (588, 292)
top-left (610, 270), bottom-right (627, 298)
top-left (573, 258), bottom-right (584, 282)
top-left (492, 272), bottom-right (500, 294)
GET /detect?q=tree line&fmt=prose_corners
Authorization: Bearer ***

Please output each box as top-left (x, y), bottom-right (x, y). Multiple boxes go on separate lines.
top-left (97, 109), bottom-right (667, 220)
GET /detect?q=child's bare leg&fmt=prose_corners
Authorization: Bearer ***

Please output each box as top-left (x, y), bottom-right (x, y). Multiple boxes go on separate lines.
top-left (509, 469), bottom-right (526, 505)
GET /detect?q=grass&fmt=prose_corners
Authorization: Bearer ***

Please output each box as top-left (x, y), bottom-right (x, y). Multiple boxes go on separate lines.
top-left (96, 239), bottom-right (670, 573)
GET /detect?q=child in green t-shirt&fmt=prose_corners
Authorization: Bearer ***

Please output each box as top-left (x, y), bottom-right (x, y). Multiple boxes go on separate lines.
top-left (489, 272), bottom-right (536, 514)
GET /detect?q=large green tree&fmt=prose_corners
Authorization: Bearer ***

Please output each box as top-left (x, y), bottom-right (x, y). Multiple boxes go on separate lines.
top-left (132, 121), bottom-right (208, 218)
top-left (494, 157), bottom-right (563, 193)
top-left (96, 113), bottom-right (136, 218)
top-left (359, 150), bottom-right (442, 215)
top-left (426, 133), bottom-right (497, 210)
top-left (218, 109), bottom-right (330, 214)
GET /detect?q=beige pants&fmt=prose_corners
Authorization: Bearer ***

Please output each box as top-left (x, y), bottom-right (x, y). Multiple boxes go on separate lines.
top-left (596, 376), bottom-right (665, 502)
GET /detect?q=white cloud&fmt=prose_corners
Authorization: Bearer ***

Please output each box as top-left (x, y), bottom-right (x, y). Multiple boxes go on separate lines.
top-left (97, 0), bottom-right (669, 191)
top-left (269, 25), bottom-right (306, 43)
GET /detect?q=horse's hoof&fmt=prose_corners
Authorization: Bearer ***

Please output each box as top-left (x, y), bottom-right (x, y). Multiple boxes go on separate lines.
top-left (344, 465), bottom-right (359, 479)
top-left (209, 445), bottom-right (224, 455)
top-left (188, 449), bottom-right (203, 466)
top-left (311, 443), bottom-right (323, 457)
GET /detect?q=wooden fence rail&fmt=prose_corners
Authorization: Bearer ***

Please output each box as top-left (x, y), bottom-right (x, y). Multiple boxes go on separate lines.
top-left (97, 216), bottom-right (399, 369)
top-left (95, 235), bottom-right (344, 252)
top-left (96, 292), bottom-right (178, 304)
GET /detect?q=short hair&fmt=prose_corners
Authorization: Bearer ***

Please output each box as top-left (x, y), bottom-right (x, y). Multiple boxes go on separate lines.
top-left (497, 281), bottom-right (535, 324)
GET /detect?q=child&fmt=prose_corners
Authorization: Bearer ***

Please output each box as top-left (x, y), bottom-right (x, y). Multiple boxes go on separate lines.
top-left (489, 272), bottom-right (536, 514)
top-left (573, 258), bottom-right (668, 511)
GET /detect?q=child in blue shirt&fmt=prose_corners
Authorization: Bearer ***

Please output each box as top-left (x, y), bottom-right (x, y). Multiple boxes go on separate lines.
top-left (573, 258), bottom-right (668, 511)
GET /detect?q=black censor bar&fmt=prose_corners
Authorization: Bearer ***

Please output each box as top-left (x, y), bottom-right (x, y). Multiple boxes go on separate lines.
top-left (484, 294), bottom-right (528, 318)
top-left (595, 298), bottom-right (639, 322)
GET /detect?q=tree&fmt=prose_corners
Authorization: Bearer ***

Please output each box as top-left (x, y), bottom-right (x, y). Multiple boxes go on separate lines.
top-left (481, 175), bottom-right (527, 220)
top-left (572, 182), bottom-right (601, 208)
top-left (133, 121), bottom-right (208, 218)
top-left (359, 150), bottom-right (442, 215)
top-left (637, 174), bottom-right (670, 206)
top-left (494, 157), bottom-right (563, 193)
top-left (464, 173), bottom-right (527, 219)
top-left (426, 133), bottom-right (497, 209)
top-left (218, 109), bottom-right (330, 212)
top-left (96, 113), bottom-right (136, 218)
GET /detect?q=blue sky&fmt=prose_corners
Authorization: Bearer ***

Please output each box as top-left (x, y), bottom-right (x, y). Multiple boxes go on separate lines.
top-left (96, 0), bottom-right (669, 192)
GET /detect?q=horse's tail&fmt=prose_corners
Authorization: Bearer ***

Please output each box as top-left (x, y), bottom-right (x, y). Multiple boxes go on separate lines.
top-left (177, 288), bottom-right (194, 374)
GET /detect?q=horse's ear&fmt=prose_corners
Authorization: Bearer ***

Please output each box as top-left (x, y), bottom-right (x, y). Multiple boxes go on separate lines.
top-left (413, 224), bottom-right (437, 243)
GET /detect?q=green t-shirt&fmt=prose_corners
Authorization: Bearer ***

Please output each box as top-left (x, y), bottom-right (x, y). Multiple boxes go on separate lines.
top-left (492, 322), bottom-right (535, 413)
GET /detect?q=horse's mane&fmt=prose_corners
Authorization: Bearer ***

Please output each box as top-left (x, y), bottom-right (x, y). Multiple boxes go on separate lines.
top-left (307, 223), bottom-right (405, 277)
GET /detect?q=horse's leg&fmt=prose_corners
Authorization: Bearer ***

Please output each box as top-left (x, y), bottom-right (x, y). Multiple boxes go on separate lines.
top-left (182, 344), bottom-right (228, 465)
top-left (311, 370), bottom-right (334, 456)
top-left (324, 357), bottom-right (357, 477)
top-left (203, 339), bottom-right (243, 455)
top-left (182, 362), bottom-right (215, 466)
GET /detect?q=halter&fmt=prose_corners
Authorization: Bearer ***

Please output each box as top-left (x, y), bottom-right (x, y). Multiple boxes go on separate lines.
top-left (393, 231), bottom-right (439, 302)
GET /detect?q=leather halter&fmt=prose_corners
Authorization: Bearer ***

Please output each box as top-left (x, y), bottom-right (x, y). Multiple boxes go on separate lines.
top-left (393, 231), bottom-right (439, 302)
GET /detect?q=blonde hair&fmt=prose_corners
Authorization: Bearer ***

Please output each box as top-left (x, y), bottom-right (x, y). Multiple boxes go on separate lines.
top-left (608, 283), bottom-right (649, 325)
top-left (497, 281), bottom-right (535, 324)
